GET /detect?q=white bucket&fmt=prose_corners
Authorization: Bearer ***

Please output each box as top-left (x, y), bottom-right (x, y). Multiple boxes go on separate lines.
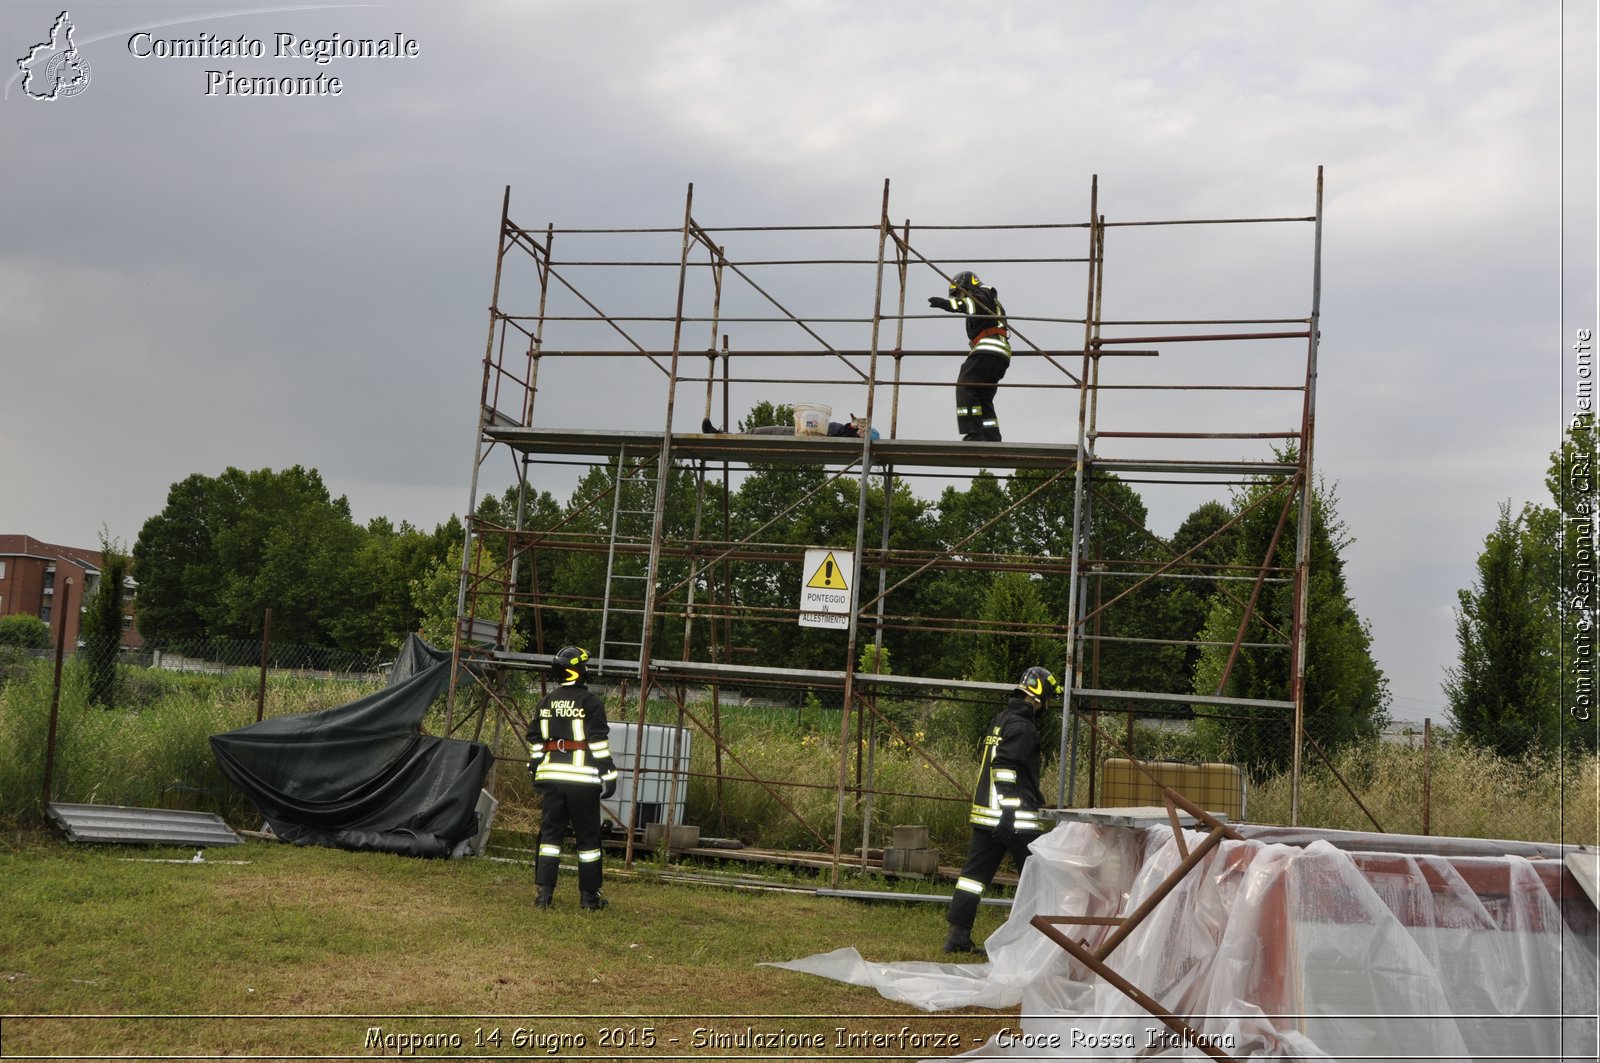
top-left (793, 402), bottom-right (831, 436)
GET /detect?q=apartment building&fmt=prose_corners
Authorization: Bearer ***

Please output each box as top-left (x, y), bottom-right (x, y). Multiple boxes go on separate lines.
top-left (0, 534), bottom-right (140, 649)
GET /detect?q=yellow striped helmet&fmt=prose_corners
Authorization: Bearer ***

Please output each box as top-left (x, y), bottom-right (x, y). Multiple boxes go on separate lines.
top-left (1017, 665), bottom-right (1062, 702)
top-left (553, 645), bottom-right (590, 684)
top-left (949, 270), bottom-right (983, 297)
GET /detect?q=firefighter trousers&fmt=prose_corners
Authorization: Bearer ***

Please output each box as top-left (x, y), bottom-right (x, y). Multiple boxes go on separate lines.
top-left (955, 350), bottom-right (1009, 441)
top-left (945, 824), bottom-right (1041, 932)
top-left (535, 781), bottom-right (604, 893)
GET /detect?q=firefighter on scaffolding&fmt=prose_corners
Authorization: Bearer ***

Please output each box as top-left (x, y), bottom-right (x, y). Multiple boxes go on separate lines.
top-left (529, 646), bottom-right (619, 911)
top-left (930, 270), bottom-right (1011, 441)
top-left (943, 665), bottom-right (1063, 954)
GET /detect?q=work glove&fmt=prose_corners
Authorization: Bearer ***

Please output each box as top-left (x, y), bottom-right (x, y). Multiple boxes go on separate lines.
top-left (928, 295), bottom-right (951, 310)
top-left (991, 809), bottom-right (1016, 842)
top-left (600, 777), bottom-right (617, 800)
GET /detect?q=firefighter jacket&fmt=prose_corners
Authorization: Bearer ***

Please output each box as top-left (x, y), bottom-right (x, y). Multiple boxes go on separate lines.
top-left (527, 682), bottom-right (619, 788)
top-left (941, 286), bottom-right (1011, 360)
top-left (969, 694), bottom-right (1045, 833)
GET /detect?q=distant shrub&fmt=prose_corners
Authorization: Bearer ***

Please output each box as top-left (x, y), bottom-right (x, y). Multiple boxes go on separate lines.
top-left (0, 615), bottom-right (50, 650)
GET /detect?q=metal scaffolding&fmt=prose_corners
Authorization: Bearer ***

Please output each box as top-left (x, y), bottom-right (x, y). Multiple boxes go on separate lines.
top-left (446, 172), bottom-right (1325, 879)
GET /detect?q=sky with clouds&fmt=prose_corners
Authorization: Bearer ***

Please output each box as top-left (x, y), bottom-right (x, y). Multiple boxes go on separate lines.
top-left (2, 1), bottom-right (1594, 725)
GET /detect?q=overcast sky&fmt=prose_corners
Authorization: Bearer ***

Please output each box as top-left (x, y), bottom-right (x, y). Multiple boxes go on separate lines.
top-left (3, 1), bottom-right (1595, 725)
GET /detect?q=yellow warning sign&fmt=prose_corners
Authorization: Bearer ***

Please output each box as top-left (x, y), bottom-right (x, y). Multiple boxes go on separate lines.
top-left (800, 548), bottom-right (853, 629)
top-left (806, 550), bottom-right (850, 590)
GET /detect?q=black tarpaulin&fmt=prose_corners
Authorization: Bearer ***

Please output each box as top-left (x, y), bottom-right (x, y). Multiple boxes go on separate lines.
top-left (210, 635), bottom-right (492, 858)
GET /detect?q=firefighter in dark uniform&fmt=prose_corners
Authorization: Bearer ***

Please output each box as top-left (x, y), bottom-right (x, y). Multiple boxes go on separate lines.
top-left (930, 270), bottom-right (1011, 441)
top-left (528, 646), bottom-right (619, 910)
top-left (943, 665), bottom-right (1063, 954)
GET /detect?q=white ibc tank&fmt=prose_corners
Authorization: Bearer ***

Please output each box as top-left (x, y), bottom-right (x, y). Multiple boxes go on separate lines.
top-left (599, 722), bottom-right (693, 830)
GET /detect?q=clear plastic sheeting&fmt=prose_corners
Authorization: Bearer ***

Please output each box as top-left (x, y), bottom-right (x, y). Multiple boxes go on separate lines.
top-left (767, 822), bottom-right (1598, 1060)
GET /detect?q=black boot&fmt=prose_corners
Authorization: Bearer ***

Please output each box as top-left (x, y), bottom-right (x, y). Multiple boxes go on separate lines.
top-left (533, 886), bottom-right (554, 910)
top-left (942, 924), bottom-right (984, 956)
top-left (579, 890), bottom-right (608, 910)
top-left (701, 418), bottom-right (721, 434)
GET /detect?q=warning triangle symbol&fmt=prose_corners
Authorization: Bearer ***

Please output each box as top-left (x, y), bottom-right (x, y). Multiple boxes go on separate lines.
top-left (806, 551), bottom-right (849, 590)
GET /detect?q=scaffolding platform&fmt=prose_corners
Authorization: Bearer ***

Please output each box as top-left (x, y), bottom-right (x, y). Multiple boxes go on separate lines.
top-left (483, 426), bottom-right (1303, 478)
top-left (484, 426), bottom-right (1082, 470)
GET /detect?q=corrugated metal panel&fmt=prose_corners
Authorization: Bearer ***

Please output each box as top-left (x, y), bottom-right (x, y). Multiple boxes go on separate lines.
top-left (47, 802), bottom-right (243, 847)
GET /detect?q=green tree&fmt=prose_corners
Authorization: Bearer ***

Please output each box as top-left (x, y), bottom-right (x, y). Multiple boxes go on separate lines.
top-left (851, 474), bottom-right (942, 678)
top-left (130, 473), bottom-right (221, 642)
top-left (1165, 500), bottom-right (1241, 687)
top-left (133, 466), bottom-right (410, 654)
top-left (1549, 413), bottom-right (1599, 747)
top-left (723, 402), bottom-right (861, 675)
top-left (1445, 501), bottom-right (1560, 755)
top-left (1444, 416), bottom-right (1598, 754)
top-left (547, 455), bottom-right (709, 662)
top-left (924, 470), bottom-right (1017, 678)
top-left (1193, 462), bottom-right (1388, 771)
top-left (1073, 475), bottom-right (1177, 699)
top-left (331, 517), bottom-right (460, 655)
top-left (413, 552), bottom-right (467, 650)
top-left (80, 530), bottom-right (130, 707)
top-left (971, 571), bottom-right (1058, 687)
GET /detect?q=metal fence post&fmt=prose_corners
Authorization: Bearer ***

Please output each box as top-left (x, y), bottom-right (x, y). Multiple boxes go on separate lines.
top-left (1422, 718), bottom-right (1432, 835)
top-left (256, 607), bottom-right (272, 723)
top-left (42, 577), bottom-right (74, 808)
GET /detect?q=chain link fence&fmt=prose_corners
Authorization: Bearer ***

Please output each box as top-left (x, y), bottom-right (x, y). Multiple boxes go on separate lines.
top-left (3, 630), bottom-right (1595, 849)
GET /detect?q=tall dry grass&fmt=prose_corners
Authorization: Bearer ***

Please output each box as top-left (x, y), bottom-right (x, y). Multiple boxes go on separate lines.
top-left (1248, 737), bottom-right (1599, 844)
top-left (0, 659), bottom-right (378, 829)
top-left (5, 657), bottom-right (1593, 852)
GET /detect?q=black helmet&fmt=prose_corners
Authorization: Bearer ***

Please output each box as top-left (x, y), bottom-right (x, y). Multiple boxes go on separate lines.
top-left (949, 270), bottom-right (983, 296)
top-left (553, 645), bottom-right (590, 684)
top-left (1017, 665), bottom-right (1062, 702)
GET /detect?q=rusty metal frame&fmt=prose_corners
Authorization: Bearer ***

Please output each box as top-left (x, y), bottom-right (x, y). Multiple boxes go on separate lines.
top-left (447, 173), bottom-right (1325, 882)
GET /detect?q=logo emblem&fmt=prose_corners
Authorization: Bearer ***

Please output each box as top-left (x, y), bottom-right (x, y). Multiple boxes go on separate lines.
top-left (17, 11), bottom-right (92, 101)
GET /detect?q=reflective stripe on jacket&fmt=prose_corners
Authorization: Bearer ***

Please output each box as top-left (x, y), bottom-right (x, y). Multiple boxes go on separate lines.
top-left (969, 694), bottom-right (1044, 832)
top-left (970, 325), bottom-right (1012, 360)
top-left (528, 683), bottom-right (619, 787)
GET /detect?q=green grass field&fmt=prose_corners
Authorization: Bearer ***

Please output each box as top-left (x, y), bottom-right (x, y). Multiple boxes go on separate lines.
top-left (2, 659), bottom-right (1596, 1058)
top-left (0, 832), bottom-right (1016, 1058)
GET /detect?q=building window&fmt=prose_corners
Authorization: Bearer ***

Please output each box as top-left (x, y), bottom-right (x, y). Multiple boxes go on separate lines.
top-left (40, 606), bottom-right (51, 624)
top-left (0, 560), bottom-right (6, 578)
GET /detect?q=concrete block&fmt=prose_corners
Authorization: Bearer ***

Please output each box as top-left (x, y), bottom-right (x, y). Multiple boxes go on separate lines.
top-left (882, 846), bottom-right (941, 876)
top-left (643, 822), bottom-right (701, 851)
top-left (891, 824), bottom-right (930, 849)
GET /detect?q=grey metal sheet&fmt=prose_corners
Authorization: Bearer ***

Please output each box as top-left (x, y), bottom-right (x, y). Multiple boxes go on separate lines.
top-left (47, 802), bottom-right (243, 847)
top-left (1236, 824), bottom-right (1575, 861)
top-left (1043, 805), bottom-right (1219, 828)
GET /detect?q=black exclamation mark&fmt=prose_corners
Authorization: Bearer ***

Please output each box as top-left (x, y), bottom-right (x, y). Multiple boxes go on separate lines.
top-left (824, 558), bottom-right (835, 585)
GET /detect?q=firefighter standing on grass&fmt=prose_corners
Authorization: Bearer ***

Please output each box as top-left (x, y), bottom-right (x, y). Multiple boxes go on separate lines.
top-left (528, 646), bottom-right (619, 911)
top-left (943, 665), bottom-right (1063, 954)
top-left (930, 270), bottom-right (1011, 441)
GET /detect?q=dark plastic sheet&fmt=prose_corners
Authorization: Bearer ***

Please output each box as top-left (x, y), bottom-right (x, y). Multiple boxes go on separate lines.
top-left (210, 635), bottom-right (491, 858)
